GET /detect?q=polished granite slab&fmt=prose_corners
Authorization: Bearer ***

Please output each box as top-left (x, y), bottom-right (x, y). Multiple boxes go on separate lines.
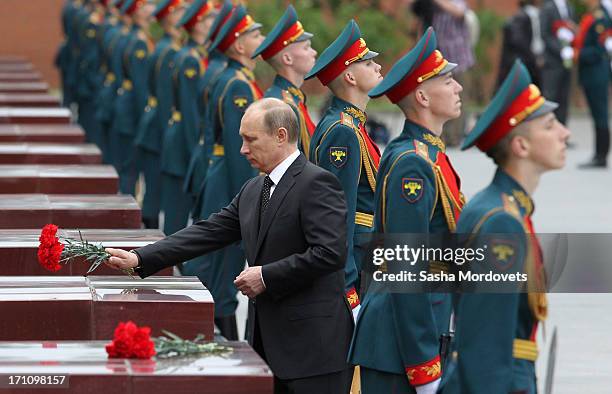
top-left (0, 341), bottom-right (272, 393)
top-left (0, 72), bottom-right (42, 82)
top-left (0, 124), bottom-right (84, 143)
top-left (0, 107), bottom-right (70, 124)
top-left (0, 82), bottom-right (48, 94)
top-left (0, 94), bottom-right (60, 108)
top-left (0, 194), bottom-right (141, 229)
top-left (0, 143), bottom-right (101, 164)
top-left (0, 276), bottom-right (214, 341)
top-left (0, 165), bottom-right (118, 194)
top-left (0, 229), bottom-right (170, 276)
top-left (0, 56), bottom-right (29, 65)
top-left (89, 276), bottom-right (214, 339)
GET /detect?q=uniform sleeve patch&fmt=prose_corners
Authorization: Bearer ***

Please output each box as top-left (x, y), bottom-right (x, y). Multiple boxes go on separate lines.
top-left (233, 96), bottom-right (249, 109)
top-left (86, 28), bottom-right (96, 38)
top-left (329, 146), bottom-right (348, 168)
top-left (489, 239), bottom-right (518, 271)
top-left (401, 178), bottom-right (424, 203)
top-left (135, 49), bottom-right (146, 59)
top-left (184, 68), bottom-right (197, 78)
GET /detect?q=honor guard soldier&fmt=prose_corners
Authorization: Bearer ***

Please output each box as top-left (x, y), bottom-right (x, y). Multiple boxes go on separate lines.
top-left (99, 1), bottom-right (133, 169)
top-left (56, 0), bottom-right (80, 108)
top-left (349, 27), bottom-right (464, 394)
top-left (306, 20), bottom-right (382, 315)
top-left (575, 0), bottom-right (611, 168)
top-left (190, 5), bottom-right (264, 340)
top-left (443, 60), bottom-right (570, 394)
top-left (160, 0), bottom-right (215, 236)
top-left (251, 5), bottom-right (317, 154)
top-left (94, 0), bottom-right (124, 164)
top-left (183, 0), bottom-right (233, 216)
top-left (133, 0), bottom-right (185, 229)
top-left (111, 0), bottom-right (154, 195)
top-left (74, 1), bottom-right (104, 147)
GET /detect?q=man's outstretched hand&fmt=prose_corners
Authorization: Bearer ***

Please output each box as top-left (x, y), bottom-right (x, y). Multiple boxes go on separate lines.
top-left (105, 248), bottom-right (139, 271)
top-left (234, 266), bottom-right (265, 299)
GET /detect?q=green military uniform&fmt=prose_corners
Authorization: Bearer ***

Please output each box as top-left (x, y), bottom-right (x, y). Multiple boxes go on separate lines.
top-left (134, 0), bottom-right (183, 228)
top-left (110, 0), bottom-right (151, 196)
top-left (74, 3), bottom-right (104, 150)
top-left (442, 60), bottom-right (555, 394)
top-left (56, 0), bottom-right (80, 107)
top-left (576, 3), bottom-right (611, 166)
top-left (160, 0), bottom-right (214, 236)
top-left (349, 28), bottom-right (463, 393)
top-left (188, 5), bottom-right (262, 340)
top-left (183, 0), bottom-right (234, 214)
top-left (251, 5), bottom-right (316, 155)
top-left (305, 20), bottom-right (381, 309)
top-left (94, 0), bottom-right (123, 164)
top-left (98, 15), bottom-right (131, 169)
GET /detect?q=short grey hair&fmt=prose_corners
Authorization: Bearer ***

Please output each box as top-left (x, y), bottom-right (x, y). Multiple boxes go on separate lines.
top-left (248, 98), bottom-right (299, 144)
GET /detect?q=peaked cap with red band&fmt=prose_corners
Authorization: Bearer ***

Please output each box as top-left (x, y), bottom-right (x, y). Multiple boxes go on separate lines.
top-left (120, 0), bottom-right (146, 16)
top-left (369, 27), bottom-right (456, 103)
top-left (177, 0), bottom-right (214, 32)
top-left (304, 19), bottom-right (378, 86)
top-left (206, 0), bottom-right (233, 44)
top-left (153, 0), bottom-right (182, 21)
top-left (209, 5), bottom-right (262, 53)
top-left (462, 60), bottom-right (558, 152)
top-left (251, 5), bottom-right (313, 60)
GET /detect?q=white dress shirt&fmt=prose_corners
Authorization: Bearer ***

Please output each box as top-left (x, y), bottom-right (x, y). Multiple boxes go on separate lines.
top-left (554, 0), bottom-right (569, 20)
top-left (258, 149), bottom-right (300, 289)
top-left (267, 149), bottom-right (300, 197)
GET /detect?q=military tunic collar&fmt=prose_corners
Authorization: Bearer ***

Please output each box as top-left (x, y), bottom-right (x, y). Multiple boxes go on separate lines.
top-left (492, 169), bottom-right (535, 217)
top-left (330, 96), bottom-right (367, 125)
top-left (273, 75), bottom-right (305, 103)
top-left (400, 118), bottom-right (446, 152)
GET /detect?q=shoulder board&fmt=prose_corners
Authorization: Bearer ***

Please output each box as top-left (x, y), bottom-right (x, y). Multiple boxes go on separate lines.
top-left (594, 9), bottom-right (604, 19)
top-left (340, 112), bottom-right (356, 129)
top-left (281, 89), bottom-right (293, 103)
top-left (501, 193), bottom-right (522, 220)
top-left (413, 140), bottom-right (430, 161)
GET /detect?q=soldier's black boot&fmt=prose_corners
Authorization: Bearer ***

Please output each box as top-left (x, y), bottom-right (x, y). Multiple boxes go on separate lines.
top-left (579, 127), bottom-right (609, 168)
top-left (215, 315), bottom-right (238, 340)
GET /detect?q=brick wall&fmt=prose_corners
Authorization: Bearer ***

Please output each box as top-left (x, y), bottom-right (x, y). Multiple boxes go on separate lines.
top-left (0, 0), bottom-right (65, 88)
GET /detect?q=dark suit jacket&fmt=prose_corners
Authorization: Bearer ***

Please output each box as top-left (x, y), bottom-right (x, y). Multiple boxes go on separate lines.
top-left (497, 8), bottom-right (541, 87)
top-left (540, 0), bottom-right (575, 68)
top-left (133, 153), bottom-right (353, 380)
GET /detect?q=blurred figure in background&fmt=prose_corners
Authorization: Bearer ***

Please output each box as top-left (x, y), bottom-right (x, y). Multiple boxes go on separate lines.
top-left (540, 0), bottom-right (576, 126)
top-left (431, 0), bottom-right (475, 146)
top-left (497, 0), bottom-right (543, 88)
top-left (575, 0), bottom-right (611, 168)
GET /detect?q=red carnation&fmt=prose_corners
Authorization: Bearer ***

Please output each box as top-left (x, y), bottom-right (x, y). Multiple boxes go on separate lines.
top-left (37, 224), bottom-right (64, 272)
top-left (105, 321), bottom-right (156, 359)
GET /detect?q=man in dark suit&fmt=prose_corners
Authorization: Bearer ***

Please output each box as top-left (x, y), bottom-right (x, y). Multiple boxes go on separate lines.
top-left (540, 0), bottom-right (576, 126)
top-left (105, 97), bottom-right (354, 394)
top-left (497, 0), bottom-right (542, 88)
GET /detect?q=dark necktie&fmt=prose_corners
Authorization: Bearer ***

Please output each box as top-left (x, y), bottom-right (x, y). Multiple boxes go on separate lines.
top-left (260, 176), bottom-right (273, 217)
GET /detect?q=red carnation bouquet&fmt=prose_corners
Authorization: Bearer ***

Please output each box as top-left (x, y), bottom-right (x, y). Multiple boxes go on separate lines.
top-left (105, 321), bottom-right (232, 360)
top-left (37, 224), bottom-right (133, 276)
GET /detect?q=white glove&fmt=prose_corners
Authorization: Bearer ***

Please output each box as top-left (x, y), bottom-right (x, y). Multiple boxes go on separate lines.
top-left (557, 27), bottom-right (574, 43)
top-left (561, 46), bottom-right (574, 61)
top-left (415, 378), bottom-right (441, 394)
top-left (352, 304), bottom-right (361, 323)
top-left (605, 36), bottom-right (612, 53)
